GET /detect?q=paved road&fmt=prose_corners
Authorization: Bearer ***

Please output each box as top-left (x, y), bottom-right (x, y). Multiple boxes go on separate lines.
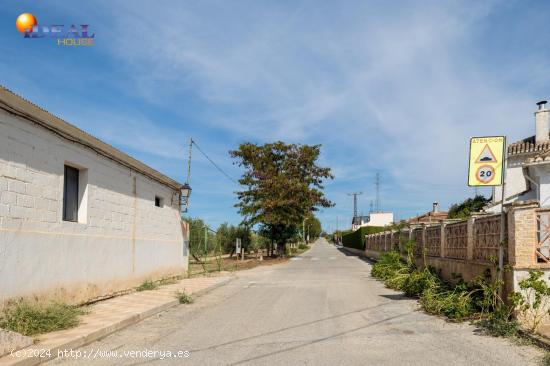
top-left (52, 239), bottom-right (543, 366)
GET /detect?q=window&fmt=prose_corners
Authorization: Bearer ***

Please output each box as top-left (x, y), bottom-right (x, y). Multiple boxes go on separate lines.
top-left (155, 196), bottom-right (164, 208)
top-left (63, 165), bottom-right (79, 221)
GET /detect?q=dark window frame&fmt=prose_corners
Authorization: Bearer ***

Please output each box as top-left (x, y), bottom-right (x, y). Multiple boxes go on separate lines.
top-left (63, 165), bottom-right (79, 222)
top-left (155, 196), bottom-right (163, 208)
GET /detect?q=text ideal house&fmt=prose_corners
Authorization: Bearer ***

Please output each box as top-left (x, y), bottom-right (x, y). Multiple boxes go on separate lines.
top-left (0, 86), bottom-right (189, 306)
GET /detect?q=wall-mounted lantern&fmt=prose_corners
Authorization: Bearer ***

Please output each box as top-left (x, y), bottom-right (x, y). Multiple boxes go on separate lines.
top-left (180, 183), bottom-right (192, 213)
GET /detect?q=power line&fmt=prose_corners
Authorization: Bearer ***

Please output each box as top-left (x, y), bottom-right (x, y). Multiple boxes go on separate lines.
top-left (191, 139), bottom-right (239, 185)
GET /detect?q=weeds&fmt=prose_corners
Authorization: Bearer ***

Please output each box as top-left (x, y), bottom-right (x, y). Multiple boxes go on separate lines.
top-left (175, 290), bottom-right (194, 304)
top-left (0, 301), bottom-right (86, 336)
top-left (158, 277), bottom-right (178, 286)
top-left (372, 251), bottom-right (481, 320)
top-left (478, 312), bottom-right (520, 337)
top-left (136, 280), bottom-right (158, 292)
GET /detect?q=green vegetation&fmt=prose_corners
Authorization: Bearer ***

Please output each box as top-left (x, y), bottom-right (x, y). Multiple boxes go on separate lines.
top-left (136, 280), bottom-right (158, 292)
top-left (371, 245), bottom-right (550, 366)
top-left (342, 226), bottom-right (385, 250)
top-left (371, 248), bottom-right (504, 320)
top-left (510, 269), bottom-right (550, 333)
top-left (231, 142), bottom-right (333, 256)
top-left (448, 195), bottom-right (490, 219)
top-left (0, 301), bottom-right (86, 336)
top-left (175, 290), bottom-right (194, 304)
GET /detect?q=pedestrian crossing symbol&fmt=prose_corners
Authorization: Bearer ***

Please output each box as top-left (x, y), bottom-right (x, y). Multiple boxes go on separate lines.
top-left (468, 136), bottom-right (505, 186)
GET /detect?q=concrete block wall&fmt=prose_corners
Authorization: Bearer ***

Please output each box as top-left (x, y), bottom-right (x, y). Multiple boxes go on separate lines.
top-left (364, 201), bottom-right (550, 294)
top-left (0, 108), bottom-right (188, 306)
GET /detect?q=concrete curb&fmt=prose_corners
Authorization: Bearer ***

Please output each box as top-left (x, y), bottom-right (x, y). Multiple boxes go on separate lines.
top-left (0, 277), bottom-right (233, 366)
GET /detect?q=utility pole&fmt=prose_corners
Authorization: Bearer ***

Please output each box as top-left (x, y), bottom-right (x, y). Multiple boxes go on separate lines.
top-left (186, 137), bottom-right (193, 184)
top-left (375, 172), bottom-right (380, 212)
top-left (204, 225), bottom-right (207, 254)
top-left (347, 192), bottom-right (362, 218)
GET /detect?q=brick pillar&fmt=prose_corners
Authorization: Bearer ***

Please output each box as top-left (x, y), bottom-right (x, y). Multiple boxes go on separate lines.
top-left (467, 216), bottom-right (476, 261)
top-left (508, 202), bottom-right (539, 267)
top-left (422, 224), bottom-right (427, 257)
top-left (440, 221), bottom-right (447, 258)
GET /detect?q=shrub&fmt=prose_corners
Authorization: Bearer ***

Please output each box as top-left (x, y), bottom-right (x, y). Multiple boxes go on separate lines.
top-left (402, 268), bottom-right (439, 298)
top-left (175, 290), bottom-right (194, 304)
top-left (478, 312), bottom-right (519, 337)
top-left (298, 243), bottom-right (308, 250)
top-left (372, 252), bottom-right (476, 320)
top-left (510, 269), bottom-right (550, 333)
top-left (421, 284), bottom-right (475, 320)
top-left (136, 280), bottom-right (158, 292)
top-left (342, 226), bottom-right (385, 250)
top-left (371, 252), bottom-right (407, 280)
top-left (0, 301), bottom-right (86, 336)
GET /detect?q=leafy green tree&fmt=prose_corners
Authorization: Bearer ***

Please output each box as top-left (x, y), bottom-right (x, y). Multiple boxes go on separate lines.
top-left (448, 195), bottom-right (489, 219)
top-left (231, 142), bottom-right (333, 256)
top-left (305, 213), bottom-right (322, 241)
top-left (184, 217), bottom-right (216, 260)
top-left (216, 222), bottom-right (254, 255)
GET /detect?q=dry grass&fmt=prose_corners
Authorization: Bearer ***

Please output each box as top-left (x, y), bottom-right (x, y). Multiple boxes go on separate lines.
top-left (0, 300), bottom-right (86, 336)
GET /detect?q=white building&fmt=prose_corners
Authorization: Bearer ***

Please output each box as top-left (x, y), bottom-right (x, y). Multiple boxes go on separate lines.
top-left (0, 86), bottom-right (189, 306)
top-left (487, 101), bottom-right (550, 212)
top-left (351, 212), bottom-right (393, 230)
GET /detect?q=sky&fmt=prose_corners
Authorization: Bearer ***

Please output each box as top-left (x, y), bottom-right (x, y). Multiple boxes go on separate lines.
top-left (2, 0), bottom-right (550, 232)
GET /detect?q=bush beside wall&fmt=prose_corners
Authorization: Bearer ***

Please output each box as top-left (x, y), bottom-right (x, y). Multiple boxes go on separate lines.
top-left (342, 226), bottom-right (385, 250)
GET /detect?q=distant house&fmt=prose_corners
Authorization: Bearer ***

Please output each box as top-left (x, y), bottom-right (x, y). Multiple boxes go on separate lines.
top-left (406, 202), bottom-right (448, 224)
top-left (352, 212), bottom-right (393, 230)
top-left (0, 86), bottom-right (189, 306)
top-left (486, 101), bottom-right (550, 212)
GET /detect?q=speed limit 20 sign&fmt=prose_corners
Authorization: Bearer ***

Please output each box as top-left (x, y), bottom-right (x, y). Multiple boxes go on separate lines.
top-left (468, 136), bottom-right (505, 187)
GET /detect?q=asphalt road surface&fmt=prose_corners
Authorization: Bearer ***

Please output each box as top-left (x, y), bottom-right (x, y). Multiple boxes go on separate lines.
top-left (51, 239), bottom-right (543, 366)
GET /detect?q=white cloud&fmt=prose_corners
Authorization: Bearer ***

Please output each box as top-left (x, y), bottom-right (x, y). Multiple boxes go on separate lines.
top-left (9, 0), bottom-right (546, 229)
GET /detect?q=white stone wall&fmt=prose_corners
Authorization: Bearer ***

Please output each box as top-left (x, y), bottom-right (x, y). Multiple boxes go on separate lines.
top-left (367, 212), bottom-right (393, 227)
top-left (0, 109), bottom-right (188, 305)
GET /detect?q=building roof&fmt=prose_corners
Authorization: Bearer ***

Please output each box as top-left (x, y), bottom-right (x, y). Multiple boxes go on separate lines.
top-left (0, 86), bottom-right (183, 191)
top-left (406, 211), bottom-right (448, 224)
top-left (508, 134), bottom-right (550, 157)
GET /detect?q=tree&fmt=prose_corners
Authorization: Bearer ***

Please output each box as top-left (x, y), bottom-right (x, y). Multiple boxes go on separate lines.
top-left (216, 223), bottom-right (253, 255)
top-left (305, 213), bottom-right (322, 241)
top-left (230, 142), bottom-right (333, 256)
top-left (184, 217), bottom-right (216, 261)
top-left (448, 195), bottom-right (490, 219)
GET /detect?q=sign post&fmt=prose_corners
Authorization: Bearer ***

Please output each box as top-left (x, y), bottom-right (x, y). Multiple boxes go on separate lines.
top-left (236, 238), bottom-right (241, 260)
top-left (468, 136), bottom-right (506, 293)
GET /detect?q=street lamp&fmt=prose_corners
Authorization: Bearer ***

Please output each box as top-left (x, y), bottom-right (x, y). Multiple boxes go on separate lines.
top-left (180, 183), bottom-right (192, 213)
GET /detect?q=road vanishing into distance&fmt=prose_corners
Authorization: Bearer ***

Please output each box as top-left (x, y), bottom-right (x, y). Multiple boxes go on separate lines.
top-left (52, 239), bottom-right (543, 366)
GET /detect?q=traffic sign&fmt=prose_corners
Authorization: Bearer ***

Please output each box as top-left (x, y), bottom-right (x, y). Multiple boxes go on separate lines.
top-left (468, 136), bottom-right (505, 186)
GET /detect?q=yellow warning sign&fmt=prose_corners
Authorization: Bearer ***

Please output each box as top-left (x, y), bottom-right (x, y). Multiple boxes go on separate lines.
top-left (468, 136), bottom-right (505, 186)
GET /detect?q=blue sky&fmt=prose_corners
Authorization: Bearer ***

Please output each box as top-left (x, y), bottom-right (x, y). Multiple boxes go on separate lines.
top-left (2, 0), bottom-right (550, 231)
